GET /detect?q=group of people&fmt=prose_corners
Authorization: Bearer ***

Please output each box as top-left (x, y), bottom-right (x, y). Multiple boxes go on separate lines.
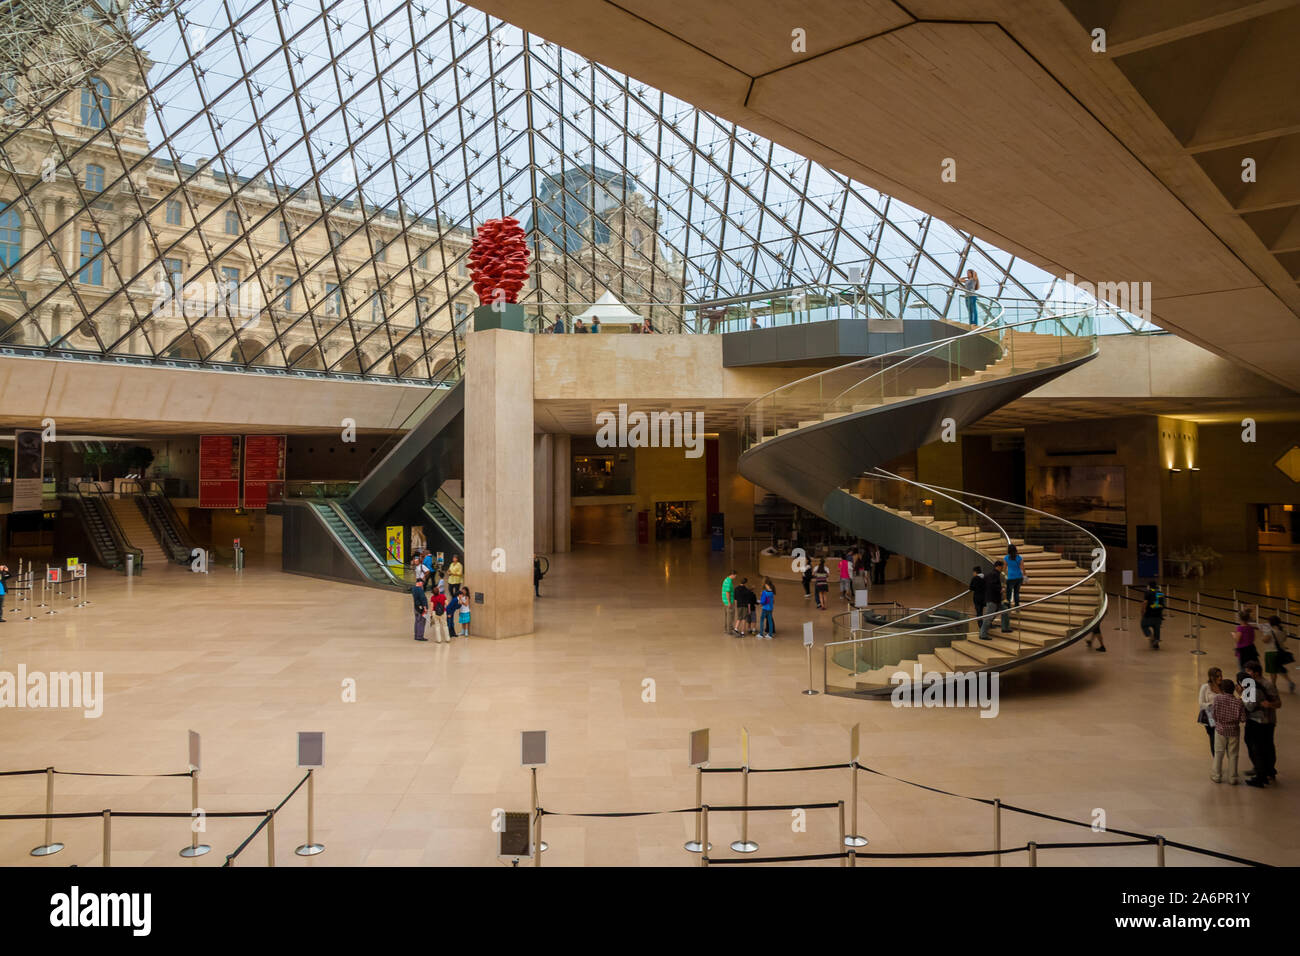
top-left (802, 545), bottom-right (889, 611)
top-left (1198, 610), bottom-right (1294, 786)
top-left (549, 317), bottom-right (657, 334)
top-left (720, 571), bottom-right (776, 638)
top-left (966, 544), bottom-right (1027, 640)
top-left (408, 550), bottom-right (470, 643)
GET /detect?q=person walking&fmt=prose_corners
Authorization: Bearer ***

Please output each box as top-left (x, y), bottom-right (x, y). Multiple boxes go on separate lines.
top-left (960, 269), bottom-right (980, 325)
top-left (1197, 667), bottom-right (1223, 756)
top-left (1234, 608), bottom-right (1260, 669)
top-left (850, 559), bottom-right (869, 603)
top-left (1263, 615), bottom-right (1296, 694)
top-left (1083, 616), bottom-right (1107, 651)
top-left (838, 552), bottom-right (852, 608)
top-left (534, 555), bottom-right (544, 597)
top-left (1003, 544), bottom-right (1025, 611)
top-left (410, 584), bottom-right (429, 642)
top-left (980, 560), bottom-right (1007, 640)
top-left (1242, 659), bottom-right (1280, 787)
top-left (721, 571), bottom-right (737, 634)
top-left (447, 554), bottom-right (464, 596)
top-left (1210, 678), bottom-right (1246, 785)
top-left (457, 586), bottom-right (472, 637)
top-left (868, 543), bottom-right (883, 586)
top-left (968, 565), bottom-right (985, 622)
top-left (759, 579), bottom-right (776, 639)
top-left (801, 560), bottom-right (813, 601)
top-left (813, 559), bottom-right (829, 610)
top-left (1139, 581), bottom-right (1165, 649)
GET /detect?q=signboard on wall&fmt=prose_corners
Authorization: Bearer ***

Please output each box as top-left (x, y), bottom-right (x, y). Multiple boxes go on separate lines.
top-left (198, 435), bottom-right (241, 508)
top-left (13, 428), bottom-right (43, 512)
top-left (242, 435), bottom-right (286, 508)
top-left (386, 526), bottom-right (404, 569)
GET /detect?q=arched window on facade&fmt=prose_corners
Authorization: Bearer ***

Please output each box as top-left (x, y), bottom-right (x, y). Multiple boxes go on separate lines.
top-left (0, 203), bottom-right (20, 271)
top-left (81, 77), bottom-right (111, 128)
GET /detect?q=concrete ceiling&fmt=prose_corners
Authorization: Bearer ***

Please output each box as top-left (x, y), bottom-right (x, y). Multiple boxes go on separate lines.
top-left (470, 0), bottom-right (1300, 389)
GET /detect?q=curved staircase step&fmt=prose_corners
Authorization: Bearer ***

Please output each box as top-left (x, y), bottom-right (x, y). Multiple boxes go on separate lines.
top-left (934, 645), bottom-right (984, 671)
top-left (951, 640), bottom-right (1013, 664)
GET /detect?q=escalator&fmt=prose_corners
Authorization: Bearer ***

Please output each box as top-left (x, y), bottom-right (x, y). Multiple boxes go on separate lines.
top-left (420, 489), bottom-right (464, 554)
top-left (302, 500), bottom-right (406, 589)
top-left (70, 483), bottom-right (144, 573)
top-left (738, 308), bottom-right (1108, 696)
top-left (128, 479), bottom-right (197, 564)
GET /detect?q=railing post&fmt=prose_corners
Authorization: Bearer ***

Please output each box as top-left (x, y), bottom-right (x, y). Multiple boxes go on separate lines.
top-left (102, 809), bottom-right (111, 867)
top-left (1028, 841), bottom-right (1037, 867)
top-left (700, 806), bottom-right (710, 868)
top-left (1156, 835), bottom-right (1165, 867)
top-left (30, 767), bottom-right (63, 856)
top-left (837, 800), bottom-right (846, 867)
top-left (266, 809), bottom-right (275, 867)
top-left (993, 798), bottom-right (1001, 867)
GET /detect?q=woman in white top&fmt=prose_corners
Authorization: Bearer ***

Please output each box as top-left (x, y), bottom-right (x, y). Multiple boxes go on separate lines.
top-left (1197, 667), bottom-right (1223, 756)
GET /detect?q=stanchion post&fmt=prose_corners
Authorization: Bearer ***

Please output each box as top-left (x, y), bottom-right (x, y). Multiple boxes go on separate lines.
top-left (701, 806), bottom-right (709, 868)
top-left (529, 765), bottom-right (548, 853)
top-left (295, 768), bottom-right (325, 856)
top-left (533, 808), bottom-right (542, 868)
top-left (102, 809), bottom-right (111, 867)
top-left (266, 809), bottom-right (275, 867)
top-left (684, 766), bottom-right (711, 853)
top-left (1028, 841), bottom-right (1037, 867)
top-left (30, 767), bottom-right (64, 856)
top-left (179, 770), bottom-right (211, 858)
top-left (36, 570), bottom-right (46, 609)
top-left (730, 765), bottom-right (759, 853)
top-left (837, 800), bottom-right (846, 868)
top-left (993, 798), bottom-right (1002, 867)
top-left (845, 759), bottom-right (869, 848)
top-left (1156, 835), bottom-right (1165, 867)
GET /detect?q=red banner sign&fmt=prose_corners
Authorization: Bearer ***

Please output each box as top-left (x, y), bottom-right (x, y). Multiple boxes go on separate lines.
top-left (242, 435), bottom-right (286, 509)
top-left (199, 435), bottom-right (241, 509)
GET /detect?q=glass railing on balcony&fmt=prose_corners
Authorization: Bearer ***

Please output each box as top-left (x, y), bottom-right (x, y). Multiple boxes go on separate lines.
top-left (284, 480), bottom-right (359, 499)
top-left (739, 305), bottom-right (1100, 453)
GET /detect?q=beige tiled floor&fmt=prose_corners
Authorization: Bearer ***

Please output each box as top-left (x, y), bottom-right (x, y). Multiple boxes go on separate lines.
top-left (0, 541), bottom-right (1296, 867)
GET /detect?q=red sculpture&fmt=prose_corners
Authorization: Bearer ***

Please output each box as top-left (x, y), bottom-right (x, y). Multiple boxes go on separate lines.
top-left (468, 217), bottom-right (530, 306)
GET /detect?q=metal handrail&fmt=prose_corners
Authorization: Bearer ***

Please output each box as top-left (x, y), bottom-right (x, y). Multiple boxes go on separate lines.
top-left (431, 487), bottom-right (464, 530)
top-left (323, 500), bottom-right (405, 587)
top-left (75, 482), bottom-right (144, 572)
top-left (118, 478), bottom-right (197, 561)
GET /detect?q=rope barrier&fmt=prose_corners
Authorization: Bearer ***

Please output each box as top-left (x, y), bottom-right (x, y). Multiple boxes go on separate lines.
top-left (706, 851), bottom-right (848, 864)
top-left (223, 813), bottom-right (273, 867)
top-left (540, 808), bottom-right (697, 817)
top-left (0, 767), bottom-right (192, 778)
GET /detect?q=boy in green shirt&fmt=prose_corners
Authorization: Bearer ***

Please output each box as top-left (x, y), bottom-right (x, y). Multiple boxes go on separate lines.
top-left (721, 571), bottom-right (736, 634)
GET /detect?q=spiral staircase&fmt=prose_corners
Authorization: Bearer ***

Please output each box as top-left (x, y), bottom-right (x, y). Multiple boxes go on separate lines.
top-left (738, 302), bottom-right (1108, 698)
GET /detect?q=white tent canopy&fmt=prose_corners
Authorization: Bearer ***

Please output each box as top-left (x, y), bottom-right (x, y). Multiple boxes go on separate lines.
top-left (573, 291), bottom-right (642, 325)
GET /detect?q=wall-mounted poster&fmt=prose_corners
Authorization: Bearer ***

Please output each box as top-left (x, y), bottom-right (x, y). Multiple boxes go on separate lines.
top-left (386, 526), bottom-right (404, 569)
top-left (243, 435), bottom-right (286, 508)
top-left (13, 428), bottom-right (43, 512)
top-left (1030, 465), bottom-right (1128, 547)
top-left (199, 435), bottom-right (241, 508)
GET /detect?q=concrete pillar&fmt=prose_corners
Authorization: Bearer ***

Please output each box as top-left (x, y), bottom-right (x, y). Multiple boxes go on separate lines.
top-left (465, 328), bottom-right (534, 638)
top-left (533, 432), bottom-right (554, 554)
top-left (552, 433), bottom-right (571, 553)
top-left (718, 430), bottom-right (754, 538)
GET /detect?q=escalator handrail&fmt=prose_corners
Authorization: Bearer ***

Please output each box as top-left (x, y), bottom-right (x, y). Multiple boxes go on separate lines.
top-left (422, 500), bottom-right (464, 548)
top-left (361, 375), bottom-right (463, 478)
top-left (75, 482), bottom-right (144, 571)
top-left (325, 500), bottom-right (406, 587)
top-left (431, 487), bottom-right (464, 530)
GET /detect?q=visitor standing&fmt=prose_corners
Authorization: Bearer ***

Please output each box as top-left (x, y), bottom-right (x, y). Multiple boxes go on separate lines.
top-left (447, 554), bottom-right (464, 595)
top-left (1210, 679), bottom-right (1246, 785)
top-left (534, 555), bottom-right (544, 597)
top-left (446, 586), bottom-right (459, 639)
top-left (961, 269), bottom-right (980, 325)
top-left (850, 560), bottom-right (869, 602)
top-left (574, 318), bottom-right (588, 333)
top-left (838, 552), bottom-right (852, 607)
top-left (733, 578), bottom-right (757, 636)
top-left (457, 586), bottom-right (472, 637)
top-left (813, 559), bottom-right (829, 610)
top-left (721, 571), bottom-right (737, 634)
top-left (1197, 667), bottom-right (1223, 756)
top-left (0, 564), bottom-right (10, 622)
top-left (1242, 660), bottom-right (1280, 788)
top-left (410, 584), bottom-right (429, 642)
top-left (429, 588), bottom-right (449, 644)
top-left (1140, 581), bottom-right (1165, 649)
top-left (1234, 609), bottom-right (1259, 669)
top-left (1003, 544), bottom-right (1025, 610)
top-left (980, 561), bottom-right (1007, 639)
top-left (591, 317), bottom-right (600, 334)
top-left (759, 579), bottom-right (775, 639)
top-left (868, 543), bottom-right (883, 586)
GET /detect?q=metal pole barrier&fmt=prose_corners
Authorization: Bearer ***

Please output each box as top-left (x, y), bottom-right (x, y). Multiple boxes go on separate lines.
top-left (730, 766), bottom-right (758, 853)
top-left (1028, 841), bottom-right (1037, 867)
top-left (1120, 588), bottom-right (1127, 631)
top-left (533, 808), bottom-right (542, 868)
top-left (1156, 835), bottom-right (1165, 867)
top-left (530, 766), bottom-right (548, 853)
top-left (845, 760), bottom-right (868, 847)
top-left (803, 642), bottom-right (819, 695)
top-left (180, 770), bottom-right (211, 857)
top-left (993, 797), bottom-right (1001, 867)
top-left (266, 810), bottom-right (275, 867)
top-left (837, 800), bottom-right (846, 868)
top-left (701, 806), bottom-right (709, 868)
top-left (30, 767), bottom-right (63, 856)
top-left (23, 569), bottom-right (35, 621)
top-left (36, 570), bottom-right (47, 609)
top-left (295, 768), bottom-right (325, 856)
top-left (1233, 589), bottom-right (1238, 613)
top-left (684, 767), bottom-right (709, 852)
top-left (1191, 602), bottom-right (1206, 655)
top-left (102, 809), bottom-right (111, 867)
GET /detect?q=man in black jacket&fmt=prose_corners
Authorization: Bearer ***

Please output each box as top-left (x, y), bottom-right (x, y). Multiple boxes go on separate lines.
top-left (979, 561), bottom-right (1006, 640)
top-left (968, 566), bottom-right (985, 620)
top-left (411, 584), bottom-right (429, 641)
top-left (733, 578), bottom-right (757, 637)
